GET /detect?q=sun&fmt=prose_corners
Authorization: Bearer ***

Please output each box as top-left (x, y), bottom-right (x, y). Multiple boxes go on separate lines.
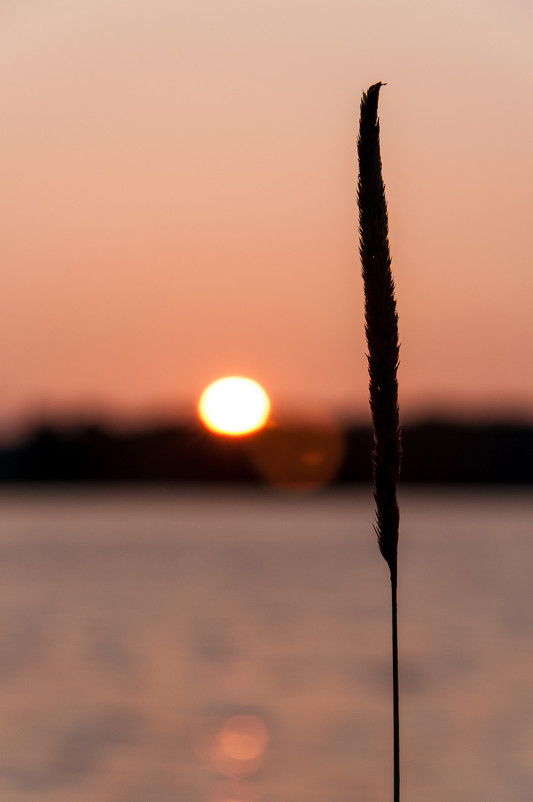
top-left (198, 377), bottom-right (271, 436)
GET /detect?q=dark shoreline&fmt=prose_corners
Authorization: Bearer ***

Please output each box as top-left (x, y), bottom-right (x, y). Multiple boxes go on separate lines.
top-left (1, 419), bottom-right (532, 485)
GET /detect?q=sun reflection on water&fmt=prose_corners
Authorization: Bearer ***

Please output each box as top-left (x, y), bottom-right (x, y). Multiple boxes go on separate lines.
top-left (191, 713), bottom-right (269, 793)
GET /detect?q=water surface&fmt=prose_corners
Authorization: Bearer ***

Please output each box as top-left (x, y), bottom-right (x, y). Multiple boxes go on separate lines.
top-left (0, 487), bottom-right (531, 801)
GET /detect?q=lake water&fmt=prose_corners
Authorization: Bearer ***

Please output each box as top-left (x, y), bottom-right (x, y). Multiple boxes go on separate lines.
top-left (0, 487), bottom-right (531, 801)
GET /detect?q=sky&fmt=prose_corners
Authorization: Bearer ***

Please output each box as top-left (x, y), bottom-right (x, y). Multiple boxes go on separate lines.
top-left (1, 0), bottom-right (533, 430)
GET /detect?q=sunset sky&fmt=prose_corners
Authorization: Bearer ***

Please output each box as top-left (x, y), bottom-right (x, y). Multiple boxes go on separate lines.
top-left (2, 0), bottom-right (532, 430)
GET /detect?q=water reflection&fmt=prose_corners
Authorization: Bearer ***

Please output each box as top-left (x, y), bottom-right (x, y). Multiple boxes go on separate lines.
top-left (191, 714), bottom-right (269, 778)
top-left (0, 490), bottom-right (530, 800)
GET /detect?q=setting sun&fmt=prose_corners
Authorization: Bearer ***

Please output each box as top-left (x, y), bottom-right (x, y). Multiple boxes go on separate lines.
top-left (198, 377), bottom-right (271, 436)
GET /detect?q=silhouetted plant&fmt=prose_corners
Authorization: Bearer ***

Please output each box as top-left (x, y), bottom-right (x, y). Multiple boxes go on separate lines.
top-left (357, 82), bottom-right (401, 802)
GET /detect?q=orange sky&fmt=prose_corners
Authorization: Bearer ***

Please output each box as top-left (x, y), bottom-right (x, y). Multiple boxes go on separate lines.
top-left (1, 0), bottom-right (533, 429)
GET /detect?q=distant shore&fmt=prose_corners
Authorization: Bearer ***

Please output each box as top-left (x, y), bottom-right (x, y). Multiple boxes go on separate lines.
top-left (1, 419), bottom-right (532, 485)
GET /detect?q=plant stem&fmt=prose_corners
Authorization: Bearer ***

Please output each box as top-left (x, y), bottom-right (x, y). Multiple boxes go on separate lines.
top-left (391, 564), bottom-right (400, 802)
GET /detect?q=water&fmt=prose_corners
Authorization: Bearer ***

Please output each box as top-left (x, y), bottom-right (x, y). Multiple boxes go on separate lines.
top-left (0, 487), bottom-right (531, 801)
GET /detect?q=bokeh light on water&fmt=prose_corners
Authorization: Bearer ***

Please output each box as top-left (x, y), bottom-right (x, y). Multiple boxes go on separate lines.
top-left (191, 714), bottom-right (268, 800)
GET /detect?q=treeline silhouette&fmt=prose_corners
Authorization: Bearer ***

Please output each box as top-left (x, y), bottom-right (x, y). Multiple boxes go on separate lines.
top-left (0, 419), bottom-right (532, 485)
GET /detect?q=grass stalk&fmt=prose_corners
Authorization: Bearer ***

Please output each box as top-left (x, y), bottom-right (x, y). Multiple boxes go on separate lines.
top-left (357, 82), bottom-right (402, 802)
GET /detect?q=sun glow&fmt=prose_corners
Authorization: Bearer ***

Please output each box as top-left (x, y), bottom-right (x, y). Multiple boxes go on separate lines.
top-left (198, 377), bottom-right (271, 436)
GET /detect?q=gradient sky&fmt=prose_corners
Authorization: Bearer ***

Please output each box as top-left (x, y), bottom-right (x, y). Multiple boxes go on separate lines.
top-left (2, 0), bottom-right (533, 429)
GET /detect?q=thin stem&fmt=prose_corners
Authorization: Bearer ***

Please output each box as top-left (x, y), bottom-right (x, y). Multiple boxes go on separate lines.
top-left (390, 565), bottom-right (400, 802)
